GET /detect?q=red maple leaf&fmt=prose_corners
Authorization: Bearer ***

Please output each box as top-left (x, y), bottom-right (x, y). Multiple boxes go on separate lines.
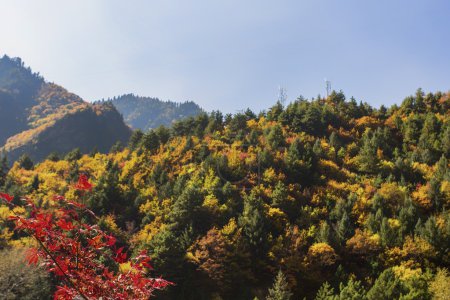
top-left (74, 174), bottom-right (93, 191)
top-left (105, 235), bottom-right (116, 247)
top-left (25, 248), bottom-right (40, 265)
top-left (0, 192), bottom-right (14, 203)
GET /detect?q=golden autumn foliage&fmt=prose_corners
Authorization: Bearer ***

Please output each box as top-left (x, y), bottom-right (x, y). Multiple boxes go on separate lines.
top-left (306, 243), bottom-right (338, 267)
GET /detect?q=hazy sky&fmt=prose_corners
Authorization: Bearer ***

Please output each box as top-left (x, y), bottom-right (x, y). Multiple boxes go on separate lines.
top-left (1, 0), bottom-right (449, 113)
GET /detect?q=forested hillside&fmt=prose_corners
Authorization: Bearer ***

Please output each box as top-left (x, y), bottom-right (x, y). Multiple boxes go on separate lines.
top-left (107, 94), bottom-right (203, 130)
top-left (1, 90), bottom-right (449, 299)
top-left (0, 55), bottom-right (131, 162)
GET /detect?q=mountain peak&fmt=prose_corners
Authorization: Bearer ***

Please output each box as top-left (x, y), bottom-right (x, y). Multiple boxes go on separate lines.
top-left (0, 56), bottom-right (131, 162)
top-left (107, 94), bottom-right (203, 130)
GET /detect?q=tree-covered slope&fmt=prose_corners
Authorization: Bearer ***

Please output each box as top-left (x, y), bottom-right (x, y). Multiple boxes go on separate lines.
top-left (107, 94), bottom-right (203, 130)
top-left (2, 90), bottom-right (450, 299)
top-left (0, 55), bottom-right (132, 162)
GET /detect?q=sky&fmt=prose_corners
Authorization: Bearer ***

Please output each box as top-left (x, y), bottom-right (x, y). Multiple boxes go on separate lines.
top-left (1, 0), bottom-right (449, 113)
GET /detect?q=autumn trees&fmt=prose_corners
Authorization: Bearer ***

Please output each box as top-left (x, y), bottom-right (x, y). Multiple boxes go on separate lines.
top-left (0, 177), bottom-right (172, 299)
top-left (1, 89), bottom-right (449, 299)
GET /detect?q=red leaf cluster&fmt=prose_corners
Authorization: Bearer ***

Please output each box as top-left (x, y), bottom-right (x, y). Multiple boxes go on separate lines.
top-left (1, 175), bottom-right (172, 300)
top-left (74, 174), bottom-right (93, 191)
top-left (0, 192), bottom-right (14, 203)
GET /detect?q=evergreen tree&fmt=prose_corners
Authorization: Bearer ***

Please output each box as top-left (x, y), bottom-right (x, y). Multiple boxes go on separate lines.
top-left (336, 211), bottom-right (353, 244)
top-left (65, 148), bottom-right (82, 162)
top-left (205, 111), bottom-right (224, 134)
top-left (337, 278), bottom-right (366, 300)
top-left (28, 174), bottom-right (40, 192)
top-left (128, 129), bottom-right (144, 150)
top-left (357, 130), bottom-right (379, 173)
top-left (285, 139), bottom-right (316, 186)
top-left (0, 153), bottom-right (8, 187)
top-left (18, 154), bottom-right (34, 170)
top-left (329, 132), bottom-right (340, 150)
top-left (380, 217), bottom-right (398, 247)
top-left (267, 124), bottom-right (285, 149)
top-left (313, 139), bottom-right (324, 157)
top-left (317, 222), bottom-right (331, 244)
top-left (315, 282), bottom-right (335, 300)
top-left (239, 191), bottom-right (267, 253)
top-left (141, 130), bottom-right (160, 152)
top-left (169, 185), bottom-right (205, 233)
top-left (46, 152), bottom-right (60, 162)
top-left (441, 125), bottom-right (450, 156)
top-left (271, 181), bottom-right (289, 211)
top-left (267, 101), bottom-right (284, 121)
top-left (367, 269), bottom-right (402, 300)
top-left (109, 141), bottom-right (123, 153)
top-left (88, 160), bottom-right (124, 217)
top-left (266, 270), bottom-right (292, 300)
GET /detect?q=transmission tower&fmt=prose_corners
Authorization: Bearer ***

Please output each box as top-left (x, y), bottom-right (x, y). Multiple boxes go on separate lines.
top-left (325, 78), bottom-right (331, 97)
top-left (278, 86), bottom-right (287, 106)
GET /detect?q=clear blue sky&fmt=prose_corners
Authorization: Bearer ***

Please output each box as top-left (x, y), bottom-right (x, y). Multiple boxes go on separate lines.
top-left (1, 0), bottom-right (449, 113)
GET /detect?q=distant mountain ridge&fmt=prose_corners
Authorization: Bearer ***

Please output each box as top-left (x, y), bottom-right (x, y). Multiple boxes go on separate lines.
top-left (105, 94), bottom-right (203, 131)
top-left (0, 55), bottom-right (131, 162)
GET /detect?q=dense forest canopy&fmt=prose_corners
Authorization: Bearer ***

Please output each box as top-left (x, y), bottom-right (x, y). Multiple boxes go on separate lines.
top-left (1, 88), bottom-right (450, 299)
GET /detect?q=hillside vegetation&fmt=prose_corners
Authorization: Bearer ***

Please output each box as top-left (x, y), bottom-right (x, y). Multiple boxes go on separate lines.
top-left (1, 89), bottom-right (450, 299)
top-left (106, 94), bottom-right (203, 130)
top-left (0, 55), bottom-right (131, 162)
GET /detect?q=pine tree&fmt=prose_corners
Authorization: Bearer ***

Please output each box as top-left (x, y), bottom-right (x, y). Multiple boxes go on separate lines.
top-left (109, 141), bottom-right (123, 153)
top-left (266, 270), bottom-right (292, 300)
top-left (329, 132), bottom-right (340, 150)
top-left (357, 130), bottom-right (378, 173)
top-left (441, 125), bottom-right (450, 156)
top-left (18, 154), bottom-right (34, 170)
top-left (317, 222), bottom-right (331, 244)
top-left (64, 148), bottom-right (82, 162)
top-left (267, 124), bottom-right (285, 149)
top-left (271, 181), bottom-right (289, 211)
top-left (128, 129), bottom-right (144, 150)
top-left (141, 130), bottom-right (160, 152)
top-left (367, 269), bottom-right (402, 300)
top-left (239, 191), bottom-right (267, 254)
top-left (380, 217), bottom-right (398, 247)
top-left (46, 152), bottom-right (60, 162)
top-left (315, 282), bottom-right (335, 300)
top-left (88, 160), bottom-right (123, 217)
top-left (313, 139), bottom-right (324, 157)
top-left (267, 101), bottom-right (284, 121)
top-left (336, 211), bottom-right (353, 244)
top-left (285, 139), bottom-right (316, 186)
top-left (338, 278), bottom-right (366, 300)
top-left (169, 184), bottom-right (205, 233)
top-left (0, 153), bottom-right (8, 187)
top-left (28, 174), bottom-right (40, 192)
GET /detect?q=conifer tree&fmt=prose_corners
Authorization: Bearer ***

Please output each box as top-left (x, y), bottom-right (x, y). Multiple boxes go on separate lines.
top-left (239, 191), bottom-right (267, 253)
top-left (18, 154), bottom-right (34, 170)
top-left (141, 130), bottom-right (160, 152)
top-left (0, 152), bottom-right (8, 187)
top-left (315, 282), bottom-right (335, 300)
top-left (267, 124), bottom-right (285, 149)
top-left (266, 270), bottom-right (292, 300)
top-left (128, 129), bottom-right (144, 150)
top-left (338, 278), bottom-right (366, 300)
